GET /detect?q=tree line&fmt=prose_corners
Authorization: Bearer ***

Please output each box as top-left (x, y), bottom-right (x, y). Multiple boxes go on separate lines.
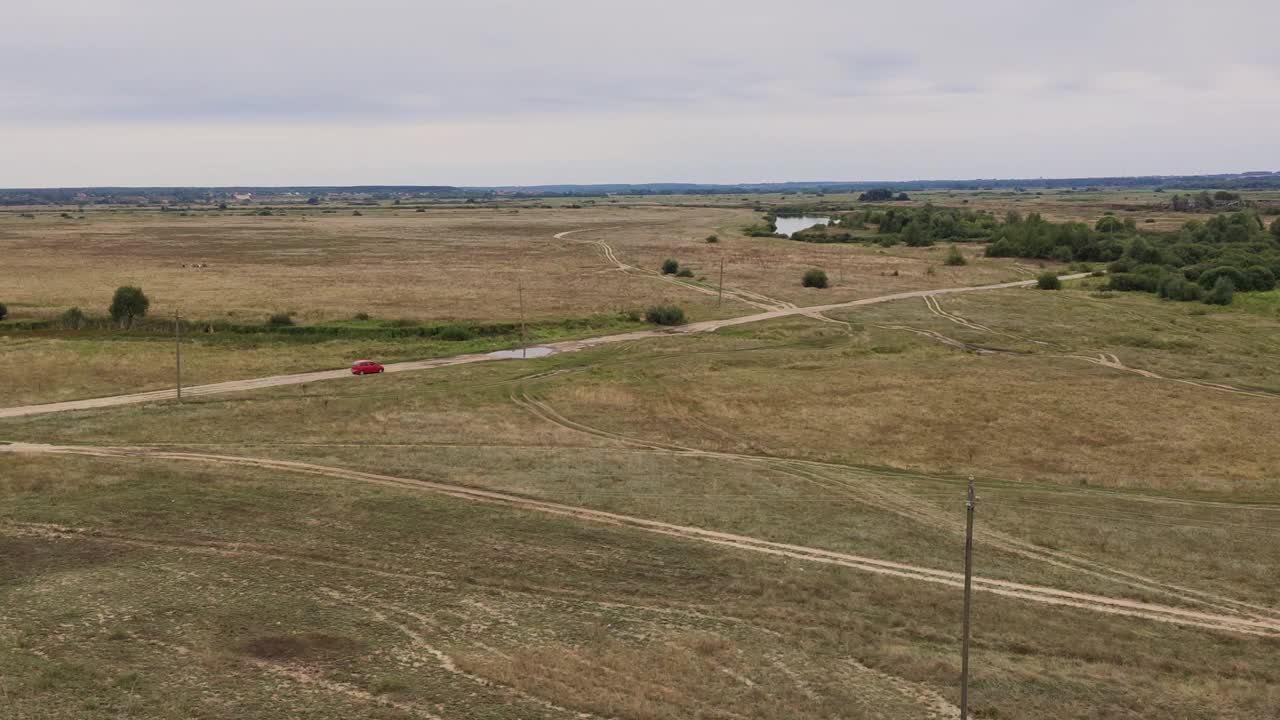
top-left (761, 203), bottom-right (1280, 306)
top-left (986, 210), bottom-right (1279, 305)
top-left (787, 205), bottom-right (1002, 246)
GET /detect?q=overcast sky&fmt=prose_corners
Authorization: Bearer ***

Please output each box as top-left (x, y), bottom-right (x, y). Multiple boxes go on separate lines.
top-left (3, 0), bottom-right (1278, 187)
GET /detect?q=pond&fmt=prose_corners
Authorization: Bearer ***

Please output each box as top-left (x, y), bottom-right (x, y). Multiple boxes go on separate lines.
top-left (774, 215), bottom-right (832, 237)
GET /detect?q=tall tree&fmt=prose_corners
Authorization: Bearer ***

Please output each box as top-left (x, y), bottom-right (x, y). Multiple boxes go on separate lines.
top-left (109, 286), bottom-right (150, 327)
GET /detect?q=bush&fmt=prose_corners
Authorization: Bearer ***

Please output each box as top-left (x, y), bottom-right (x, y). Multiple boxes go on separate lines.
top-left (1125, 237), bottom-right (1163, 265)
top-left (352, 210), bottom-right (363, 216)
top-left (1050, 245), bottom-right (1074, 263)
top-left (1095, 215), bottom-right (1124, 233)
top-left (59, 306), bottom-right (87, 328)
top-left (267, 313), bottom-right (295, 326)
top-left (1157, 276), bottom-right (1204, 302)
top-left (353, 312), bottom-right (371, 321)
top-left (802, 268), bottom-right (829, 288)
top-left (109, 286), bottom-right (150, 327)
top-left (901, 221), bottom-right (933, 247)
top-left (0, 302), bottom-right (6, 321)
top-left (944, 245), bottom-right (967, 266)
top-left (439, 324), bottom-right (475, 341)
top-left (1244, 265), bottom-right (1277, 292)
top-left (705, 235), bottom-right (719, 244)
top-left (1197, 266), bottom-right (1248, 291)
top-left (1205, 276), bottom-right (1235, 306)
top-left (859, 188), bottom-right (908, 202)
top-left (675, 268), bottom-right (694, 278)
top-left (645, 304), bottom-right (685, 326)
top-left (661, 258), bottom-right (679, 275)
top-left (1107, 271), bottom-right (1163, 293)
top-left (1107, 259), bottom-right (1133, 274)
top-left (743, 225), bottom-right (782, 238)
top-left (1037, 272), bottom-right (1062, 290)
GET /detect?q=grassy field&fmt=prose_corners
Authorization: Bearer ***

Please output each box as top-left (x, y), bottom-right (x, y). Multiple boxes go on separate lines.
top-left (2, 192), bottom-right (1278, 718)
top-left (0, 203), bottom-right (1036, 326)
top-left (0, 315), bottom-right (643, 407)
top-left (0, 203), bottom-right (1048, 406)
top-left (2, 450), bottom-right (1276, 720)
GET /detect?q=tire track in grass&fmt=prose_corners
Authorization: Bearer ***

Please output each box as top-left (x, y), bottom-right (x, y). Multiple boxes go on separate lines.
top-left (8, 442), bottom-right (1269, 636)
top-left (907, 296), bottom-right (1279, 400)
top-left (319, 587), bottom-right (606, 720)
top-left (509, 393), bottom-right (1280, 625)
top-left (555, 227), bottom-right (791, 311)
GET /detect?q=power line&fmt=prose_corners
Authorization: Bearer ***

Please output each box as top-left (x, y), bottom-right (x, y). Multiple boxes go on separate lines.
top-left (174, 309), bottom-right (182, 403)
top-left (959, 476), bottom-right (976, 720)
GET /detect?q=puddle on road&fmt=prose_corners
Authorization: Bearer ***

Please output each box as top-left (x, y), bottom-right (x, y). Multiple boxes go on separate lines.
top-left (487, 346), bottom-right (555, 360)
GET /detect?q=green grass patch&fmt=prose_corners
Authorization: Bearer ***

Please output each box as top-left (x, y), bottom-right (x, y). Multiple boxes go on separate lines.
top-left (1232, 289), bottom-right (1280, 318)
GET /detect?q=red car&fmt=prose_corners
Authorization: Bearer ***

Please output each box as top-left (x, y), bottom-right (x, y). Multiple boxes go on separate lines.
top-left (351, 360), bottom-right (384, 375)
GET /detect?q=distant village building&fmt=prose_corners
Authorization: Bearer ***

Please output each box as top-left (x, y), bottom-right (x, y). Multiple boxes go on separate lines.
top-left (233, 192), bottom-right (253, 202)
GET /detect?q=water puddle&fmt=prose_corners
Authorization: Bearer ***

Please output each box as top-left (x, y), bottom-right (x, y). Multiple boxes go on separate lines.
top-left (488, 346), bottom-right (555, 360)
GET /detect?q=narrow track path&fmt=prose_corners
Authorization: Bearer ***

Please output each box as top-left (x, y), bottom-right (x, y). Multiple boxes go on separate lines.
top-left (2, 441), bottom-right (1275, 637)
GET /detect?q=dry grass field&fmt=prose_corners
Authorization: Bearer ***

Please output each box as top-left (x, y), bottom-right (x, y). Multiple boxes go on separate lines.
top-left (524, 288), bottom-right (1280, 494)
top-left (2, 192), bottom-right (1278, 719)
top-left (1, 206), bottom-right (731, 323)
top-left (0, 203), bottom-right (1037, 325)
top-left (1, 203), bottom-right (1046, 406)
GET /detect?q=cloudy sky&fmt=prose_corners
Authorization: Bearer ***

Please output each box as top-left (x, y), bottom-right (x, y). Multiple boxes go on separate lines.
top-left (3, 0), bottom-right (1278, 187)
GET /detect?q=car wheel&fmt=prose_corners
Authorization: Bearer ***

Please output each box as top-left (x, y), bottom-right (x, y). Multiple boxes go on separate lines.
top-left (378, 368), bottom-right (384, 373)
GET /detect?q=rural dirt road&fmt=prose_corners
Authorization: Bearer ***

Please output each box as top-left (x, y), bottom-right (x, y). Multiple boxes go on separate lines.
top-left (1, 440), bottom-right (1275, 637)
top-left (554, 228), bottom-right (795, 311)
top-left (0, 268), bottom-right (1089, 420)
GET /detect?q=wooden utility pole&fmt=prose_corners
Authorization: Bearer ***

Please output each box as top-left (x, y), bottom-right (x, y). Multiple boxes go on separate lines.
top-left (174, 310), bottom-right (183, 402)
top-left (517, 272), bottom-right (527, 359)
top-left (717, 257), bottom-right (725, 308)
top-left (959, 475), bottom-right (977, 719)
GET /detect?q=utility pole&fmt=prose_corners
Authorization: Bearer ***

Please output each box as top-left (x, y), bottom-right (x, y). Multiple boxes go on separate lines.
top-left (174, 309), bottom-right (183, 403)
top-left (717, 256), bottom-right (725, 308)
top-left (959, 475), bottom-right (977, 719)
top-left (517, 271), bottom-right (527, 359)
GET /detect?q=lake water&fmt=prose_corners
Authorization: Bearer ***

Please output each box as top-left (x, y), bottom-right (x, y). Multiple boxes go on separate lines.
top-left (774, 215), bottom-right (832, 237)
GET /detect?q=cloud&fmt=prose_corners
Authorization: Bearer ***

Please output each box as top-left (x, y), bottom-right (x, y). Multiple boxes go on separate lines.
top-left (1, 0), bottom-right (1278, 184)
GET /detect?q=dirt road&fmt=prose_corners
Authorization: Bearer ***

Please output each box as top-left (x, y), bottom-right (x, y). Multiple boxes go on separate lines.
top-left (554, 228), bottom-right (794, 311)
top-left (0, 271), bottom-right (1090, 420)
top-left (1, 441), bottom-right (1274, 637)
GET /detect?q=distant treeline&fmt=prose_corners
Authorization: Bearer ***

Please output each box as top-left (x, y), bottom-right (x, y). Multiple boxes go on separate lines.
top-left (772, 204), bottom-right (1280, 305)
top-left (989, 210), bottom-right (1279, 304)
top-left (0, 186), bottom-right (465, 206)
top-left (787, 206), bottom-right (1001, 245)
top-left (4, 172), bottom-right (1280, 205)
top-left (475, 173), bottom-right (1280, 195)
